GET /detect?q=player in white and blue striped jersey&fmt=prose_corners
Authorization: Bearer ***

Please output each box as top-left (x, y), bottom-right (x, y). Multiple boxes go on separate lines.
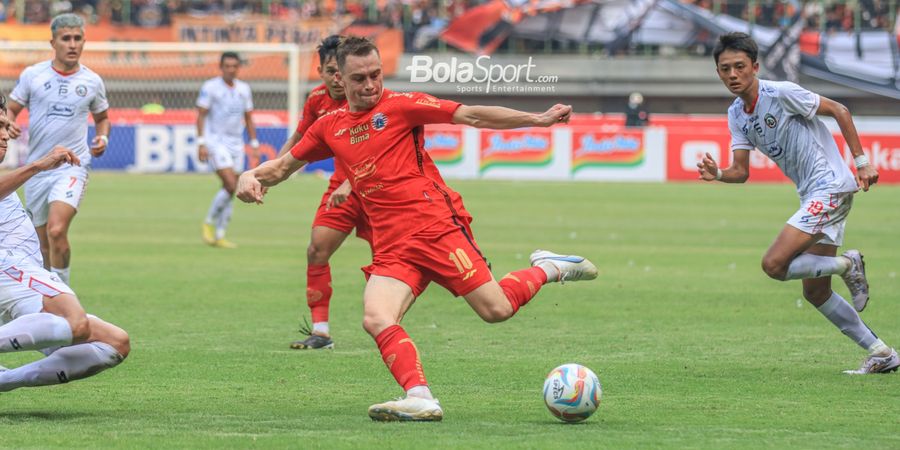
top-left (196, 51), bottom-right (259, 249)
top-left (698, 32), bottom-right (897, 375)
top-left (5, 13), bottom-right (110, 286)
top-left (0, 94), bottom-right (128, 392)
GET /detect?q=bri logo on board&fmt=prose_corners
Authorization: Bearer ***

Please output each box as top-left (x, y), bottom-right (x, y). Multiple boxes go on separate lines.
top-left (571, 132), bottom-right (643, 172)
top-left (479, 131), bottom-right (552, 171)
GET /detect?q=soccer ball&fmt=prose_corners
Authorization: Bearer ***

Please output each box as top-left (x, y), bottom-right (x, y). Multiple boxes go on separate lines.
top-left (542, 363), bottom-right (602, 422)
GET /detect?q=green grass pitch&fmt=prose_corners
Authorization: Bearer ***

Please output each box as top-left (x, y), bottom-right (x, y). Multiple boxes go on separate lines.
top-left (2, 173), bottom-right (898, 449)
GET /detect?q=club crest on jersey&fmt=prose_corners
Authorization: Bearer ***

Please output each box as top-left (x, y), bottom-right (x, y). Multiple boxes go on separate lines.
top-left (764, 113), bottom-right (777, 128)
top-left (371, 113), bottom-right (388, 131)
top-left (76, 85), bottom-right (88, 97)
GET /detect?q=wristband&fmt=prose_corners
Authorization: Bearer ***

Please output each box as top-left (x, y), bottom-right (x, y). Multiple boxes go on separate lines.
top-left (715, 168), bottom-right (723, 181)
top-left (854, 154), bottom-right (870, 169)
top-left (250, 139), bottom-right (260, 149)
top-left (196, 136), bottom-right (206, 146)
top-left (97, 135), bottom-right (108, 145)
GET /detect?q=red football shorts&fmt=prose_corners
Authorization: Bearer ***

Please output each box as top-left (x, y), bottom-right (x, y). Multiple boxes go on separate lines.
top-left (311, 186), bottom-right (373, 244)
top-left (362, 217), bottom-right (493, 297)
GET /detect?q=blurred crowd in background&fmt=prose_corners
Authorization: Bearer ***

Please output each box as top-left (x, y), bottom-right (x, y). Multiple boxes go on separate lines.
top-left (0, 0), bottom-right (896, 55)
top-left (2, 0), bottom-right (896, 31)
top-left (0, 0), bottom-right (457, 27)
top-left (688, 0), bottom-right (897, 31)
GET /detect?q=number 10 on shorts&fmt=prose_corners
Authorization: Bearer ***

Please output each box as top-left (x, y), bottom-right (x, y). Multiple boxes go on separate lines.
top-left (449, 248), bottom-right (477, 280)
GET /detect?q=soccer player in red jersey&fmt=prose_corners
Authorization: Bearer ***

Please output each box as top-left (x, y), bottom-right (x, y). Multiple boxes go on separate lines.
top-left (276, 35), bottom-right (368, 351)
top-left (237, 37), bottom-right (598, 421)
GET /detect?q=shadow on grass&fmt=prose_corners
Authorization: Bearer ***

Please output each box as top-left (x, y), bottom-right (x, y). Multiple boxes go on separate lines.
top-left (527, 419), bottom-right (599, 427)
top-left (0, 411), bottom-right (92, 422)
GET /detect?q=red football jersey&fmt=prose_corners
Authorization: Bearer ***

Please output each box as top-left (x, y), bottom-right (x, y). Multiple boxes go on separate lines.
top-left (296, 83), bottom-right (349, 186)
top-left (291, 89), bottom-right (471, 251)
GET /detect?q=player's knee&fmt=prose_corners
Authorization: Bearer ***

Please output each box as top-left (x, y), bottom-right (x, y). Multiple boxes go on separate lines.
top-left (107, 328), bottom-right (131, 358)
top-left (68, 314), bottom-right (91, 342)
top-left (46, 222), bottom-right (69, 245)
top-left (478, 302), bottom-right (514, 323)
top-left (307, 242), bottom-right (331, 265)
top-left (761, 257), bottom-right (788, 281)
top-left (803, 285), bottom-right (830, 303)
top-left (362, 314), bottom-right (395, 337)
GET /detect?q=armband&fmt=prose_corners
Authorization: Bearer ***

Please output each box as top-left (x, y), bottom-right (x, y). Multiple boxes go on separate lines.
top-left (196, 136), bottom-right (206, 146)
top-left (854, 154), bottom-right (870, 169)
top-left (250, 139), bottom-right (260, 149)
top-left (715, 168), bottom-right (723, 181)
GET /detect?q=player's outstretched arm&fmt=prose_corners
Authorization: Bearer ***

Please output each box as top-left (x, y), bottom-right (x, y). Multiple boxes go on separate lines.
top-left (697, 150), bottom-right (750, 183)
top-left (236, 153), bottom-right (307, 204)
top-left (277, 130), bottom-right (302, 157)
top-left (452, 104), bottom-right (572, 129)
top-left (5, 100), bottom-right (24, 139)
top-left (816, 96), bottom-right (878, 191)
top-left (0, 146), bottom-right (79, 198)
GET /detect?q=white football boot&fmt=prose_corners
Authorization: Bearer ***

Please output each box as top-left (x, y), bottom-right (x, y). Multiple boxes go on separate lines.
top-left (840, 250), bottom-right (869, 312)
top-left (368, 396), bottom-right (443, 422)
top-left (843, 348), bottom-right (900, 375)
top-left (529, 250), bottom-right (598, 283)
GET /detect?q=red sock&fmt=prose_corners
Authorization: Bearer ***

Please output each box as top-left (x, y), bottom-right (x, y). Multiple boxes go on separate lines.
top-left (374, 325), bottom-right (427, 390)
top-left (306, 264), bottom-right (332, 324)
top-left (499, 267), bottom-right (548, 315)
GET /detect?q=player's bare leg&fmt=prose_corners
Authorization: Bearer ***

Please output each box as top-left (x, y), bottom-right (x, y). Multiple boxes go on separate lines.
top-left (0, 300), bottom-right (129, 392)
top-left (0, 293), bottom-right (84, 355)
top-left (464, 250), bottom-right (598, 323)
top-left (803, 245), bottom-right (898, 374)
top-left (83, 315), bottom-right (130, 357)
top-left (766, 224), bottom-right (869, 310)
top-left (204, 168), bottom-right (238, 248)
top-left (41, 292), bottom-right (91, 343)
top-left (463, 281), bottom-right (516, 322)
top-left (363, 275), bottom-right (442, 421)
top-left (291, 225), bottom-right (349, 350)
top-left (36, 225), bottom-right (50, 269)
top-left (36, 201), bottom-right (77, 284)
top-left (763, 226), bottom-right (895, 374)
top-left (761, 225), bottom-right (848, 281)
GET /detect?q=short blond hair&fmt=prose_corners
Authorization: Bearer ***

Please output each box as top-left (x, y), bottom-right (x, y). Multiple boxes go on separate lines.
top-left (336, 36), bottom-right (380, 71)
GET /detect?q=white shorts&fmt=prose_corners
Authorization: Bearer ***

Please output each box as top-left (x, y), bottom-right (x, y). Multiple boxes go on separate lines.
top-left (24, 165), bottom-right (89, 227)
top-left (208, 140), bottom-right (246, 172)
top-left (0, 261), bottom-right (73, 325)
top-left (787, 192), bottom-right (853, 247)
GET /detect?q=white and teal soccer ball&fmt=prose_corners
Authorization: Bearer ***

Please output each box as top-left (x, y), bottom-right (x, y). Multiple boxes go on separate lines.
top-left (542, 363), bottom-right (602, 422)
